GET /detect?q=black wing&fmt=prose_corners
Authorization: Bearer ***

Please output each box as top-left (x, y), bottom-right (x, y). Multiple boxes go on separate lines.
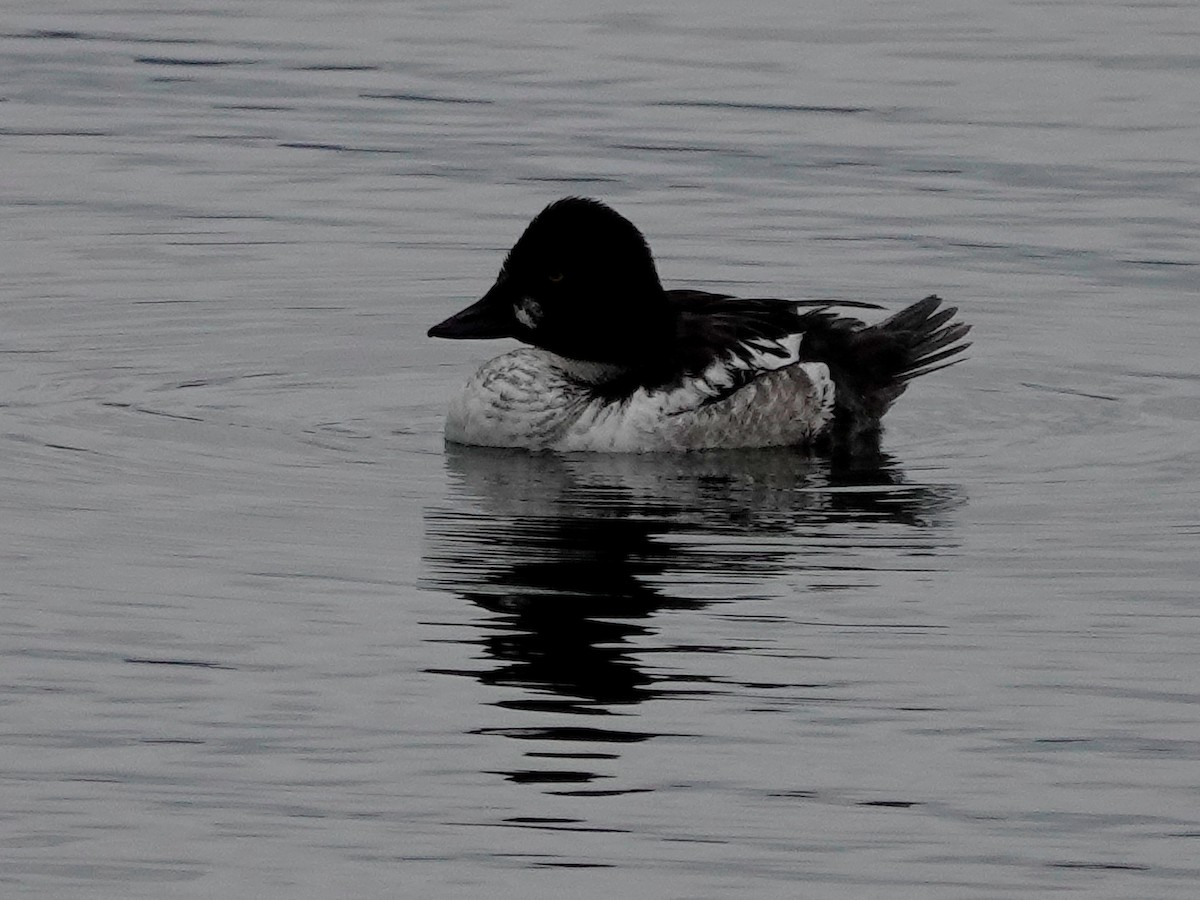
top-left (664, 290), bottom-right (884, 377)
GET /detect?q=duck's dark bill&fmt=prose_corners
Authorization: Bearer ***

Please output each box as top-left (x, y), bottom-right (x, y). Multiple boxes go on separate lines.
top-left (427, 287), bottom-right (515, 340)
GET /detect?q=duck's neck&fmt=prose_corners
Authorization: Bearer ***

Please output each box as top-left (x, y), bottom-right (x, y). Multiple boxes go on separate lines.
top-left (550, 355), bottom-right (631, 386)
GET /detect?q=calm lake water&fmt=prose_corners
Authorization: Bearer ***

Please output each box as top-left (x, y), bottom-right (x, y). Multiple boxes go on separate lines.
top-left (3, 1), bottom-right (1198, 897)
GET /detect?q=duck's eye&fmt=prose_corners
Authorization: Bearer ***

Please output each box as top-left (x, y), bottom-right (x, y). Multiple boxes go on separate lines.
top-left (547, 272), bottom-right (564, 284)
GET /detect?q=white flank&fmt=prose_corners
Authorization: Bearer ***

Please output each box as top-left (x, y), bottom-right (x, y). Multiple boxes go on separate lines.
top-left (444, 344), bottom-right (835, 453)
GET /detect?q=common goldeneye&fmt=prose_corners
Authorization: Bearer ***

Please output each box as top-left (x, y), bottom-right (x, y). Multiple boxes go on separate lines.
top-left (428, 198), bottom-right (971, 452)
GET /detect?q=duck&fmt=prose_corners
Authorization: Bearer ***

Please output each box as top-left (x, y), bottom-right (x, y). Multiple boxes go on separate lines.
top-left (428, 197), bottom-right (970, 453)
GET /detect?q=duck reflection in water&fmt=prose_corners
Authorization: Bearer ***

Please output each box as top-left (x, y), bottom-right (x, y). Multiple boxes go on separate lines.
top-left (423, 445), bottom-right (963, 791)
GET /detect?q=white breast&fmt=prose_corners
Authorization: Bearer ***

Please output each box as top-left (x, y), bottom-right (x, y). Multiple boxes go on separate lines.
top-left (444, 347), bottom-right (836, 452)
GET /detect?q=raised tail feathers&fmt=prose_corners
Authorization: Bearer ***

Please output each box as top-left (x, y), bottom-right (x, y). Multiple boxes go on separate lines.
top-left (867, 295), bottom-right (972, 412)
top-left (874, 295), bottom-right (973, 383)
top-left (798, 294), bottom-right (972, 444)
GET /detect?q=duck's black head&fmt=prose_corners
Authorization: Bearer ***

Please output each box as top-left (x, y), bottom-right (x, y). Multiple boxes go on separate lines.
top-left (428, 197), bottom-right (672, 366)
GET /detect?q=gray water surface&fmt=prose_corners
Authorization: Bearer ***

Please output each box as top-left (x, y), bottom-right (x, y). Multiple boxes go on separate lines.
top-left (3, 2), bottom-right (1199, 898)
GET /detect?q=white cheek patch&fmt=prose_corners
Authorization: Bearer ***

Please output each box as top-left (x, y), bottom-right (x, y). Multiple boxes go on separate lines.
top-left (514, 298), bottom-right (542, 330)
